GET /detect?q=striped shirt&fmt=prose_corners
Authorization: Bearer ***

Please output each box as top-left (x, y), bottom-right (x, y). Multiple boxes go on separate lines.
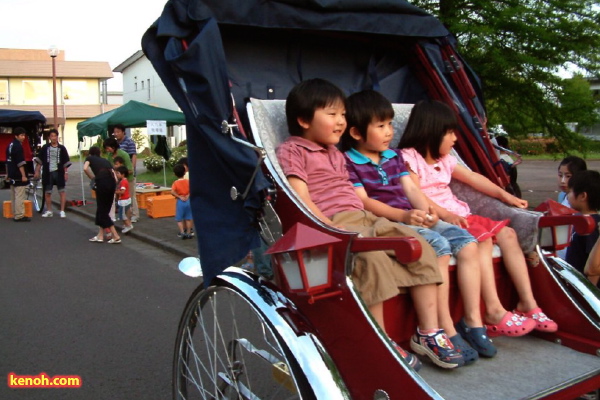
top-left (344, 148), bottom-right (413, 210)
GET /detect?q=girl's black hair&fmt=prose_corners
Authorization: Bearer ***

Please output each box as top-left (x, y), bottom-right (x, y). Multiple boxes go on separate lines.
top-left (568, 170), bottom-right (600, 211)
top-left (559, 156), bottom-right (587, 175)
top-left (340, 90), bottom-right (394, 152)
top-left (286, 78), bottom-right (346, 137)
top-left (397, 100), bottom-right (458, 160)
top-left (103, 137), bottom-right (120, 150)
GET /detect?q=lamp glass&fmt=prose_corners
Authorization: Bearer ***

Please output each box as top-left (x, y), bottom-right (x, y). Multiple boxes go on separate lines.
top-left (302, 248), bottom-right (330, 288)
top-left (48, 46), bottom-right (60, 57)
top-left (278, 253), bottom-right (304, 290)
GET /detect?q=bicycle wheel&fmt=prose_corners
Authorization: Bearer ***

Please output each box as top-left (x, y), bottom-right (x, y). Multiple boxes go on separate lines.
top-left (32, 178), bottom-right (44, 212)
top-left (174, 283), bottom-right (309, 400)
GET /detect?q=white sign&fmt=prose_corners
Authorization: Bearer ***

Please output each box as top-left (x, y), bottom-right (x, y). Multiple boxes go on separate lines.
top-left (147, 120), bottom-right (167, 136)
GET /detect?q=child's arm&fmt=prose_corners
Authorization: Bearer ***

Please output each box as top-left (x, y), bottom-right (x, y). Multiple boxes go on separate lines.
top-left (288, 176), bottom-right (336, 226)
top-left (452, 164), bottom-right (528, 208)
top-left (399, 175), bottom-right (438, 227)
top-left (584, 225), bottom-right (600, 285)
top-left (407, 170), bottom-right (468, 227)
top-left (354, 186), bottom-right (430, 226)
top-left (171, 188), bottom-right (189, 202)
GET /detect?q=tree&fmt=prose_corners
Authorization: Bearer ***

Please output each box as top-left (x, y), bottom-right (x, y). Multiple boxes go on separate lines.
top-left (411, 0), bottom-right (600, 152)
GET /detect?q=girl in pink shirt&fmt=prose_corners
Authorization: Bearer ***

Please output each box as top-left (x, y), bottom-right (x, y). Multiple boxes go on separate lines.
top-left (398, 100), bottom-right (557, 338)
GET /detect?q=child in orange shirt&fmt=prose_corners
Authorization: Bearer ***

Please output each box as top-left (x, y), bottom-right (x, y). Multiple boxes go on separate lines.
top-left (171, 163), bottom-right (193, 239)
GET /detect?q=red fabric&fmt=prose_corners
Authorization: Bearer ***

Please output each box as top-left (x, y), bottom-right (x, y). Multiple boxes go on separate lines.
top-left (0, 135), bottom-right (32, 162)
top-left (465, 214), bottom-right (509, 242)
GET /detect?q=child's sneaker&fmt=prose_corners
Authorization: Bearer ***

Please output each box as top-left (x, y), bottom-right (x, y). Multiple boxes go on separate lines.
top-left (41, 211), bottom-right (53, 218)
top-left (178, 232), bottom-right (186, 239)
top-left (59, 211), bottom-right (66, 218)
top-left (410, 329), bottom-right (465, 369)
top-left (122, 225), bottom-right (134, 234)
top-left (390, 339), bottom-right (422, 372)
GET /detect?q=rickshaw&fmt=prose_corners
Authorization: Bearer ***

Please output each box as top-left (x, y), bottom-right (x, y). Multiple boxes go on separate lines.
top-left (142, 1), bottom-right (600, 398)
top-left (0, 109), bottom-right (46, 211)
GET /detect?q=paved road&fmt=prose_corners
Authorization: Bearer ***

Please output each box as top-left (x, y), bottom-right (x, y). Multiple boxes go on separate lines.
top-left (509, 159), bottom-right (600, 208)
top-left (0, 188), bottom-right (199, 399)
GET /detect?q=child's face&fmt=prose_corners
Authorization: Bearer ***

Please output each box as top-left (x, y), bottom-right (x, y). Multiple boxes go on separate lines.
top-left (566, 189), bottom-right (584, 211)
top-left (298, 101), bottom-right (346, 147)
top-left (114, 162), bottom-right (123, 168)
top-left (439, 129), bottom-right (457, 157)
top-left (558, 165), bottom-right (573, 193)
top-left (355, 117), bottom-right (394, 154)
top-left (116, 171), bottom-right (123, 180)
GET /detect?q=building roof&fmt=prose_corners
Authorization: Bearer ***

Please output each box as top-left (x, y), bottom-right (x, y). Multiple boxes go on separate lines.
top-left (0, 60), bottom-right (113, 79)
top-left (113, 50), bottom-right (145, 73)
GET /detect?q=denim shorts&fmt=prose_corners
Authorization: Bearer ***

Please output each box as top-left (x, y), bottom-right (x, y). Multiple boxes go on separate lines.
top-left (45, 170), bottom-right (65, 192)
top-left (406, 220), bottom-right (476, 258)
top-left (176, 199), bottom-right (192, 221)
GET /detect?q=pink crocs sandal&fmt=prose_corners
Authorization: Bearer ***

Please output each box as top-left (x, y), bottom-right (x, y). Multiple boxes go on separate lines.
top-left (485, 311), bottom-right (536, 337)
top-left (513, 307), bottom-right (558, 333)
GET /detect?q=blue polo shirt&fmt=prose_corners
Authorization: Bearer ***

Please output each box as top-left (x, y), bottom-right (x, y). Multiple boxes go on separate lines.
top-left (344, 148), bottom-right (413, 210)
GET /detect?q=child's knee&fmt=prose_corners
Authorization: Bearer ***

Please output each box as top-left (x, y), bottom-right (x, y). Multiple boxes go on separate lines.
top-left (498, 226), bottom-right (517, 243)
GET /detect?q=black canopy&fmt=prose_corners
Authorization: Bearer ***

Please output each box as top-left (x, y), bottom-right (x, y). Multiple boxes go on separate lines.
top-left (142, 0), bottom-right (480, 286)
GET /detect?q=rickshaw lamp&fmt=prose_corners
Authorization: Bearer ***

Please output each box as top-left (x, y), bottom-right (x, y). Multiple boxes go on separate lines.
top-left (266, 223), bottom-right (342, 303)
top-left (535, 200), bottom-right (575, 252)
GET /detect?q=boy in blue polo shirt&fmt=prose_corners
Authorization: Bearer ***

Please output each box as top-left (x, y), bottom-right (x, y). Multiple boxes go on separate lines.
top-left (341, 90), bottom-right (496, 362)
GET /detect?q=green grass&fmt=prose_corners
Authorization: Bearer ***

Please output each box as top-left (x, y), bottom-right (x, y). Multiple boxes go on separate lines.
top-left (137, 168), bottom-right (176, 187)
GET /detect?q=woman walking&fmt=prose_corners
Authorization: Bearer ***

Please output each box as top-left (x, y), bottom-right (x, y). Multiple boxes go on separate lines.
top-left (83, 146), bottom-right (121, 243)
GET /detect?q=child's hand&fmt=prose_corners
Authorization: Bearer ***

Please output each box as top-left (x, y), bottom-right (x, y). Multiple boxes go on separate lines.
top-left (443, 212), bottom-right (469, 228)
top-left (422, 206), bottom-right (439, 228)
top-left (502, 192), bottom-right (528, 208)
top-left (403, 209), bottom-right (429, 227)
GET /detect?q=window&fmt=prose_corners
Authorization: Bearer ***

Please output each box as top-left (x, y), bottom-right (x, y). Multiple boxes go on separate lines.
top-left (141, 80), bottom-right (145, 89)
top-left (23, 80), bottom-right (50, 104)
top-left (61, 80), bottom-right (87, 104)
top-left (135, 82), bottom-right (138, 91)
top-left (147, 78), bottom-right (151, 100)
top-left (0, 80), bottom-right (8, 101)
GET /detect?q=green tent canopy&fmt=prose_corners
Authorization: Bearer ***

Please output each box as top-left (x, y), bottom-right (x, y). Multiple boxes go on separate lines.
top-left (77, 100), bottom-right (186, 140)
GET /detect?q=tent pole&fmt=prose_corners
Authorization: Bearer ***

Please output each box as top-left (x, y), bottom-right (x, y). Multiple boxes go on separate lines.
top-left (163, 158), bottom-right (167, 187)
top-left (79, 139), bottom-right (86, 205)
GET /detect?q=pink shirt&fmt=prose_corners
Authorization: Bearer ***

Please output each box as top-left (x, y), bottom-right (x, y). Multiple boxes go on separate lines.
top-left (277, 136), bottom-right (364, 218)
top-left (400, 147), bottom-right (471, 217)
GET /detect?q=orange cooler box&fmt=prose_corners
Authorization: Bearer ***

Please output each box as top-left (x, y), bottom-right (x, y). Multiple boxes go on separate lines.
top-left (146, 195), bottom-right (176, 218)
top-left (3, 200), bottom-right (33, 218)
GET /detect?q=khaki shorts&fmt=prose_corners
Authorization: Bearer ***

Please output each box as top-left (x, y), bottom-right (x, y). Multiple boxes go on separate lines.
top-left (331, 210), bottom-right (441, 306)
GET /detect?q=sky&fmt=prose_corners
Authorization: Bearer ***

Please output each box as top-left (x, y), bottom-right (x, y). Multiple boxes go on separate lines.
top-left (1, 0), bottom-right (169, 91)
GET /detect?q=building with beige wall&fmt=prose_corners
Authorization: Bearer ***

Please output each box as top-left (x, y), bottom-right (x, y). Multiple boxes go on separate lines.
top-left (0, 48), bottom-right (121, 154)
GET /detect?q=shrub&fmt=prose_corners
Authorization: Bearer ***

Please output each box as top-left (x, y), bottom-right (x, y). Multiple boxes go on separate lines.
top-left (168, 146), bottom-right (188, 168)
top-left (143, 154), bottom-right (166, 172)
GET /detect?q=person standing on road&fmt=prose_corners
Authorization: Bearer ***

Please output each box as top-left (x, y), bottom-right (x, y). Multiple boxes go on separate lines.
top-left (5, 127), bottom-right (30, 222)
top-left (112, 124), bottom-right (139, 222)
top-left (34, 129), bottom-right (71, 218)
top-left (84, 146), bottom-right (121, 244)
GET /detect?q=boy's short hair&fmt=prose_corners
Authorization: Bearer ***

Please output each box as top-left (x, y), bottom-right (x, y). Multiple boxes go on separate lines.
top-left (178, 157), bottom-right (188, 167)
top-left (286, 78), bottom-right (346, 137)
top-left (116, 165), bottom-right (129, 178)
top-left (559, 156), bottom-right (587, 175)
top-left (340, 90), bottom-right (394, 152)
top-left (173, 163), bottom-right (186, 178)
top-left (14, 127), bottom-right (26, 136)
top-left (103, 137), bottom-right (119, 150)
top-left (113, 156), bottom-right (125, 165)
top-left (568, 170), bottom-right (600, 211)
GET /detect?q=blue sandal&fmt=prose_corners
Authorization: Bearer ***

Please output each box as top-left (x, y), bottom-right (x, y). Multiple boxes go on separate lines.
top-left (455, 318), bottom-right (497, 358)
top-left (449, 334), bottom-right (479, 365)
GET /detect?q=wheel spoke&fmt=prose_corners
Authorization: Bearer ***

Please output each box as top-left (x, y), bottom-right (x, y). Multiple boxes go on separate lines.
top-left (174, 286), bottom-right (303, 399)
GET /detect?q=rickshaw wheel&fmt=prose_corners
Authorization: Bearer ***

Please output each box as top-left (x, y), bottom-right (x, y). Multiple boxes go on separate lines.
top-left (173, 281), bottom-right (311, 400)
top-left (27, 175), bottom-right (44, 212)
